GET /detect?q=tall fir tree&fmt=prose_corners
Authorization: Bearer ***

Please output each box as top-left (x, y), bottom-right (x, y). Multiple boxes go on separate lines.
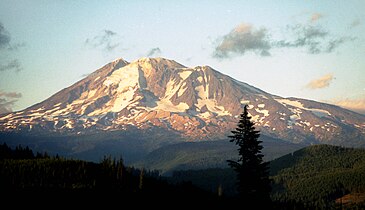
top-left (228, 105), bottom-right (271, 206)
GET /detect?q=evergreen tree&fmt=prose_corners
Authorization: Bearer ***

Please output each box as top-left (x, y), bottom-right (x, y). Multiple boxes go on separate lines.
top-left (227, 105), bottom-right (271, 206)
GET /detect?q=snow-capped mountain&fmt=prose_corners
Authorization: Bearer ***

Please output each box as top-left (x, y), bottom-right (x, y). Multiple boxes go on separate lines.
top-left (1, 57), bottom-right (365, 146)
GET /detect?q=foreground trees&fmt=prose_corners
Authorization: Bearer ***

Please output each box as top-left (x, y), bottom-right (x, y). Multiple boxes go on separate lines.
top-left (227, 105), bottom-right (271, 206)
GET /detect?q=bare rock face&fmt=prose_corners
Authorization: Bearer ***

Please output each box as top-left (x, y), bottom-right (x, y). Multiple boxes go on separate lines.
top-left (1, 57), bottom-right (365, 146)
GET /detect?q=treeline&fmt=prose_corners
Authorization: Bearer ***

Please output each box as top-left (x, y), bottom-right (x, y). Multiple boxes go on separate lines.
top-left (0, 143), bottom-right (50, 159)
top-left (2, 143), bottom-right (365, 208)
top-left (0, 143), bottom-right (217, 204)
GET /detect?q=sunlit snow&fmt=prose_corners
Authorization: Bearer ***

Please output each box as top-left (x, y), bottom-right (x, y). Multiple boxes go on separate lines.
top-left (178, 70), bottom-right (193, 80)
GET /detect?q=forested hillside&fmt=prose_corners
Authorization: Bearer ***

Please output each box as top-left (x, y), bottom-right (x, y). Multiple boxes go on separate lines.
top-left (2, 143), bottom-right (365, 208)
top-left (0, 143), bottom-right (216, 204)
top-left (171, 145), bottom-right (365, 209)
top-left (270, 144), bottom-right (365, 208)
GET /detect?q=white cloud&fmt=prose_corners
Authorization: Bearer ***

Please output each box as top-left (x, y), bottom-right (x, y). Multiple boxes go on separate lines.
top-left (0, 90), bottom-right (22, 114)
top-left (306, 74), bottom-right (334, 89)
top-left (213, 21), bottom-right (355, 59)
top-left (332, 98), bottom-right (365, 115)
top-left (213, 23), bottom-right (271, 58)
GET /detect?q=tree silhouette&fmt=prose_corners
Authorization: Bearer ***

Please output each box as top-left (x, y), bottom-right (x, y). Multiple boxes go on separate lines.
top-left (227, 105), bottom-right (271, 206)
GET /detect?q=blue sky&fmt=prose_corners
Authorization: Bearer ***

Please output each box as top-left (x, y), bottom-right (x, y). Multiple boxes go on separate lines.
top-left (0, 0), bottom-right (364, 114)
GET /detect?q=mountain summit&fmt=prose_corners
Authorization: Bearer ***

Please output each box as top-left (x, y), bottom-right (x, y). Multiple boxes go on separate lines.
top-left (1, 57), bottom-right (365, 146)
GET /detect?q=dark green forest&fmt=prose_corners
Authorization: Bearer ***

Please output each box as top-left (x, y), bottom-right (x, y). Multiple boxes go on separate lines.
top-left (271, 144), bottom-right (365, 209)
top-left (1, 143), bottom-right (365, 208)
top-left (171, 145), bottom-right (365, 209)
top-left (0, 143), bottom-right (218, 205)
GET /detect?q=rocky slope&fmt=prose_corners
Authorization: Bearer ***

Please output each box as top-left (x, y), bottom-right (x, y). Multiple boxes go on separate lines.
top-left (1, 57), bottom-right (364, 146)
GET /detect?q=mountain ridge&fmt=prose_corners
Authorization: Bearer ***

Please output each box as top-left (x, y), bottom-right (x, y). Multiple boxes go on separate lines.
top-left (0, 57), bottom-right (364, 147)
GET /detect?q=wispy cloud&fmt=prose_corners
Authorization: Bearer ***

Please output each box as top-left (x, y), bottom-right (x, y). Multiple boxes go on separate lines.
top-left (185, 57), bottom-right (193, 62)
top-left (306, 74), bottom-right (334, 89)
top-left (326, 37), bottom-right (356, 53)
top-left (0, 22), bottom-right (11, 49)
top-left (276, 24), bottom-right (355, 54)
top-left (7, 42), bottom-right (26, 51)
top-left (0, 22), bottom-right (25, 51)
top-left (0, 90), bottom-right (22, 114)
top-left (332, 98), bottom-right (365, 115)
top-left (0, 59), bottom-right (22, 72)
top-left (0, 22), bottom-right (24, 73)
top-left (350, 19), bottom-right (361, 29)
top-left (213, 23), bottom-right (271, 58)
top-left (0, 91), bottom-right (22, 98)
top-left (0, 99), bottom-right (16, 114)
top-left (285, 13), bottom-right (355, 53)
top-left (276, 25), bottom-right (328, 54)
top-left (213, 21), bottom-right (355, 59)
top-left (85, 30), bottom-right (120, 52)
top-left (310, 13), bottom-right (323, 23)
top-left (147, 47), bottom-right (161, 57)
